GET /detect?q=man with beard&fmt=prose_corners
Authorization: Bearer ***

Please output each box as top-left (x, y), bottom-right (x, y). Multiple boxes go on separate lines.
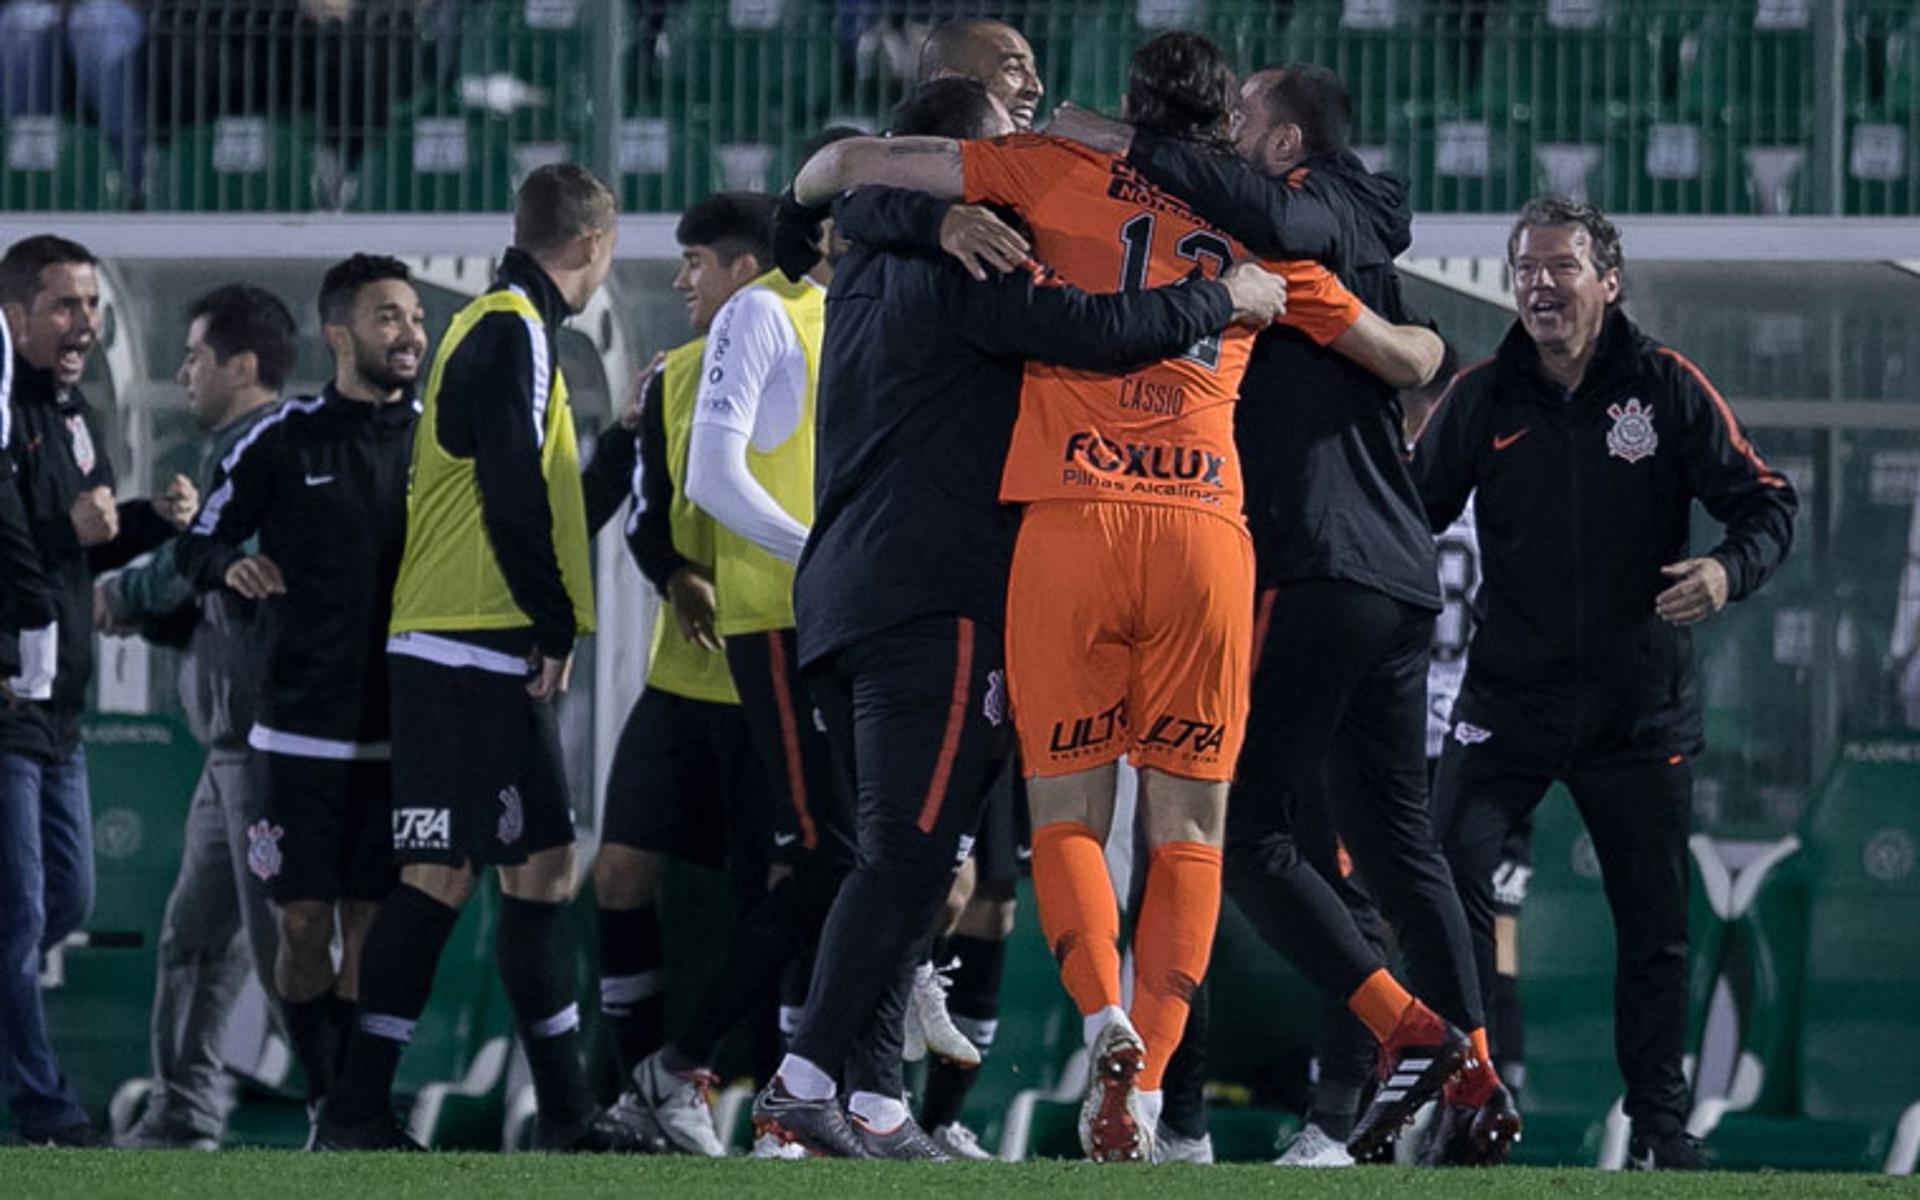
top-left (3, 234), bottom-right (195, 1146)
top-left (325, 165), bottom-right (649, 1154)
top-left (177, 255), bottom-right (425, 1137)
top-left (1051, 64), bottom-right (1514, 1161)
top-left (103, 284), bottom-right (292, 1149)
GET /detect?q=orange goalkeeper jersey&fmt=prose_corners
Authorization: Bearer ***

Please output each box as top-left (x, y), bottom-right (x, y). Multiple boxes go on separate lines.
top-left (960, 134), bottom-right (1363, 517)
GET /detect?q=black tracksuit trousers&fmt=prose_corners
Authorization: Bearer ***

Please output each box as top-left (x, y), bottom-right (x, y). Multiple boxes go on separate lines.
top-left (1225, 579), bottom-right (1486, 1033)
top-left (1431, 741), bottom-right (1693, 1131)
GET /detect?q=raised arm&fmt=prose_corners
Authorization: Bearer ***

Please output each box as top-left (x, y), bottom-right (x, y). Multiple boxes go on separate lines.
top-left (793, 136), bottom-right (964, 207)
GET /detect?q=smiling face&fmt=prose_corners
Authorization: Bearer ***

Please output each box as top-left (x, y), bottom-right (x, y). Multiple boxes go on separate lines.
top-left (1511, 222), bottom-right (1619, 360)
top-left (673, 244), bottom-right (761, 333)
top-left (9, 261), bottom-right (102, 385)
top-left (940, 23), bottom-right (1043, 131)
top-left (330, 278), bottom-right (428, 398)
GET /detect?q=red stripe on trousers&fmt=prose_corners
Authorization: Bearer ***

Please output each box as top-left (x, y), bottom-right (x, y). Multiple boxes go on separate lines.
top-left (1250, 588), bottom-right (1277, 673)
top-left (765, 631), bottom-right (817, 849)
top-left (917, 617), bottom-right (975, 834)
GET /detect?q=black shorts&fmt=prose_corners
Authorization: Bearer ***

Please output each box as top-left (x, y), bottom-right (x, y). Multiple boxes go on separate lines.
top-left (972, 762), bottom-right (1031, 889)
top-left (601, 686), bottom-right (770, 872)
top-left (253, 750), bottom-right (398, 904)
top-left (726, 627), bottom-right (852, 867)
top-left (388, 654), bottom-right (576, 869)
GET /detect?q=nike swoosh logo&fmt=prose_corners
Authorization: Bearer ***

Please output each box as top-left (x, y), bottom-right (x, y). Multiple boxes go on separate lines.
top-left (304, 473), bottom-right (335, 486)
top-left (773, 832), bottom-right (799, 847)
top-left (1492, 429), bottom-right (1530, 451)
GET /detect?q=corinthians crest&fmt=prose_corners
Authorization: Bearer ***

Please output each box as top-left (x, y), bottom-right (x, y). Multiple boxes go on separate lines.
top-left (247, 820), bottom-right (284, 882)
top-left (1605, 398), bottom-right (1658, 463)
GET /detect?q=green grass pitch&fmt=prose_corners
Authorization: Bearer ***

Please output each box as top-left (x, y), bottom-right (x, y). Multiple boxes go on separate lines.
top-left (2, 1152), bottom-right (1910, 1199)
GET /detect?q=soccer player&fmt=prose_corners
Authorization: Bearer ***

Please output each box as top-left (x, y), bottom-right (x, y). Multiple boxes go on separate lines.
top-left (3, 234), bottom-right (195, 1147)
top-left (625, 135), bottom-right (862, 1158)
top-left (1051, 64), bottom-right (1512, 1160)
top-left (177, 257), bottom-right (424, 1132)
top-left (917, 18), bottom-right (1044, 130)
top-left (794, 33), bottom-right (1446, 1162)
top-left (106, 285), bottom-right (289, 1150)
top-left (1414, 198), bottom-right (1798, 1171)
top-left (750, 76), bottom-right (1287, 1160)
top-left (588, 193), bottom-right (781, 1147)
top-left (321, 166), bottom-right (648, 1153)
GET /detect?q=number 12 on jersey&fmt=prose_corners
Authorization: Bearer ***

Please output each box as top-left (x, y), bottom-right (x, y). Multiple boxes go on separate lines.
top-left (1117, 212), bottom-right (1229, 371)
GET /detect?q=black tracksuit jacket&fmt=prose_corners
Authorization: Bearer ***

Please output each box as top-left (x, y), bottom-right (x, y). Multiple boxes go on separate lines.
top-left (3, 358), bottom-right (176, 759)
top-left (1412, 310), bottom-right (1799, 765)
top-left (1124, 134), bottom-right (1441, 604)
top-left (176, 384), bottom-right (415, 749)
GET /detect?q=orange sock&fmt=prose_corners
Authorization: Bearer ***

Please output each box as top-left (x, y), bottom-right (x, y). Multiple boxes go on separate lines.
top-left (1347, 968), bottom-right (1416, 1042)
top-left (1030, 821), bottom-right (1123, 1018)
top-left (1129, 841), bottom-right (1224, 1092)
top-left (1454, 1027), bottom-right (1503, 1105)
top-left (1468, 1027), bottom-right (1501, 1081)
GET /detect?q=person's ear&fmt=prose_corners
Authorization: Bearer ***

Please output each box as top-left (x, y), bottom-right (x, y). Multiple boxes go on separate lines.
top-left (227, 349), bottom-right (261, 390)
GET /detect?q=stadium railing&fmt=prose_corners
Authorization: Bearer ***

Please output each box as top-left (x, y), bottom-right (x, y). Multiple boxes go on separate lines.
top-left (0, 0), bottom-right (1913, 216)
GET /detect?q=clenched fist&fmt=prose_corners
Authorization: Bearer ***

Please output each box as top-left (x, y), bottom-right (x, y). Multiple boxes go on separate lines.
top-left (152, 473), bottom-right (199, 531)
top-left (70, 486), bottom-right (118, 546)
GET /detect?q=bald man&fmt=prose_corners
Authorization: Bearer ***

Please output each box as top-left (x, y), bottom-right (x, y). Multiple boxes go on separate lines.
top-left (917, 19), bottom-right (1044, 130)
top-left (902, 17), bottom-right (1043, 1157)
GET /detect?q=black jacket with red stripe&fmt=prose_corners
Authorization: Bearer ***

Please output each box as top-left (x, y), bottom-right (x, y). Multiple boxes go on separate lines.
top-left (1412, 309), bottom-right (1797, 764)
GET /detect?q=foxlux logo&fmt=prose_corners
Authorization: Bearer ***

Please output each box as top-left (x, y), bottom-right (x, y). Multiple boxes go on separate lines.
top-left (394, 807), bottom-right (452, 849)
top-left (1062, 432), bottom-right (1225, 487)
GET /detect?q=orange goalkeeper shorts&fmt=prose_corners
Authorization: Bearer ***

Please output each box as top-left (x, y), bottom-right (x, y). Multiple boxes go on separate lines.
top-left (1005, 500), bottom-right (1253, 782)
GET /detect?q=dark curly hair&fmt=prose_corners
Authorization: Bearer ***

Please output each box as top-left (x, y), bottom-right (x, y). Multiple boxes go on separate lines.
top-left (319, 253), bottom-right (412, 327)
top-left (1124, 31), bottom-right (1238, 149)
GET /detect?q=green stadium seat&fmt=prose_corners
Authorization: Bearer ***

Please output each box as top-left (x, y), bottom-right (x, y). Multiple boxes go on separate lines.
top-left (150, 118), bottom-right (321, 213)
top-left (353, 116), bottom-right (526, 213)
top-left (1, 115), bottom-right (113, 211)
top-left (1703, 734), bottom-right (1920, 1173)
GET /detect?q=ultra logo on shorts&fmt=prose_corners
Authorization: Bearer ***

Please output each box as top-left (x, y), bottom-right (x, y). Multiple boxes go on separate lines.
top-left (394, 806), bottom-right (453, 850)
top-left (1049, 698), bottom-right (1128, 757)
top-left (1138, 715), bottom-right (1225, 756)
